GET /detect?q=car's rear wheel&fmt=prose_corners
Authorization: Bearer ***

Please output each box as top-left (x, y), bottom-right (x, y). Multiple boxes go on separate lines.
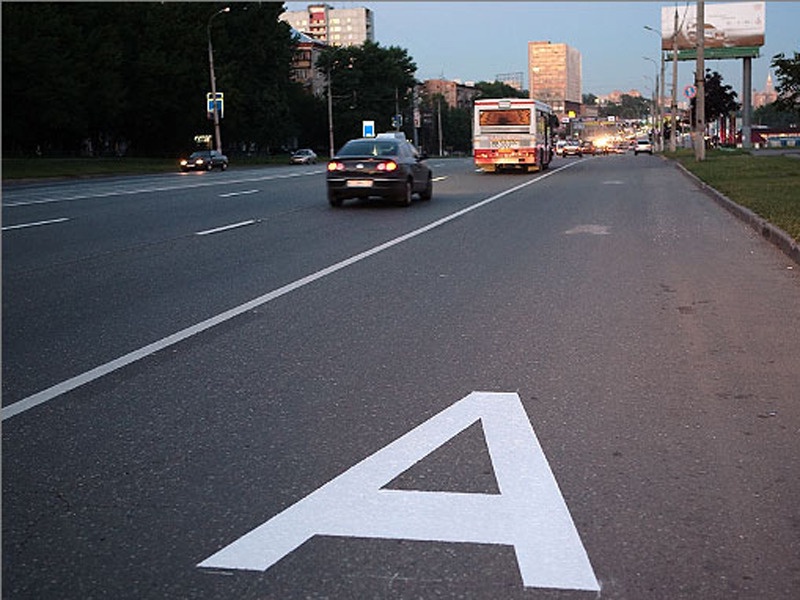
top-left (397, 180), bottom-right (413, 206)
top-left (328, 190), bottom-right (343, 207)
top-left (419, 173), bottom-right (433, 201)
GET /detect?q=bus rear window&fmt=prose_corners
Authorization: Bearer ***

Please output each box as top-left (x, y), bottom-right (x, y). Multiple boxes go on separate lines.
top-left (479, 109), bottom-right (531, 126)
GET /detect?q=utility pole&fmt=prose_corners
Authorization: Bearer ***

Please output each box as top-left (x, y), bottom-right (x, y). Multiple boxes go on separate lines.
top-left (437, 97), bottom-right (443, 157)
top-left (670, 5), bottom-right (679, 152)
top-left (694, 0), bottom-right (706, 161)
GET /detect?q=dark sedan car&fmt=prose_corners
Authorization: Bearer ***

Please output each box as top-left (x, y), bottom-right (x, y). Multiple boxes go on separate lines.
top-left (180, 150), bottom-right (228, 172)
top-left (326, 137), bottom-right (432, 207)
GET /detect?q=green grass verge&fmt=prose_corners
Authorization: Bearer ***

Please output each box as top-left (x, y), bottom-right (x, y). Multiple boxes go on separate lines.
top-left (668, 149), bottom-right (800, 242)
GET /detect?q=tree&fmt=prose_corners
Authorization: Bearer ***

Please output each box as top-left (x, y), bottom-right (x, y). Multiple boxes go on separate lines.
top-left (771, 52), bottom-right (800, 119)
top-left (2, 2), bottom-right (301, 157)
top-left (599, 94), bottom-right (650, 120)
top-left (754, 102), bottom-right (798, 128)
top-left (316, 40), bottom-right (416, 148)
top-left (474, 80), bottom-right (527, 99)
top-left (700, 69), bottom-right (739, 123)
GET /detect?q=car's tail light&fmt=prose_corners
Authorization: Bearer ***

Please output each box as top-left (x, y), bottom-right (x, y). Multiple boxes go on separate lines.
top-left (377, 161), bottom-right (398, 172)
top-left (327, 161), bottom-right (345, 171)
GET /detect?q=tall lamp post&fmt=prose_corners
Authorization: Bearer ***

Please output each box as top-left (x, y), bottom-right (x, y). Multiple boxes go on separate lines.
top-left (207, 6), bottom-right (230, 154)
top-left (644, 25), bottom-right (666, 151)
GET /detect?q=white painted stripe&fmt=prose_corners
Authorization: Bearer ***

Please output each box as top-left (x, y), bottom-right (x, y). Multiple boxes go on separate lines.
top-left (2, 171), bottom-right (321, 208)
top-left (2, 217), bottom-right (70, 231)
top-left (432, 176), bottom-right (448, 182)
top-left (195, 220), bottom-right (257, 236)
top-left (219, 189), bottom-right (259, 198)
top-left (1, 163), bottom-right (577, 421)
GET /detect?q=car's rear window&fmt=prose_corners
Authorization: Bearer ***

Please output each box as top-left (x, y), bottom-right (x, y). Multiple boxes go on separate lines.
top-left (338, 140), bottom-right (398, 157)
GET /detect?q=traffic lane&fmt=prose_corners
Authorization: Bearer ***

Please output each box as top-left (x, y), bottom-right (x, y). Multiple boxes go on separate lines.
top-left (507, 154), bottom-right (800, 597)
top-left (1, 158), bottom-right (484, 274)
top-left (1, 160), bottom-right (546, 405)
top-left (1, 167), bottom-right (327, 273)
top-left (1, 200), bottom-right (598, 598)
top-left (6, 155), bottom-right (799, 597)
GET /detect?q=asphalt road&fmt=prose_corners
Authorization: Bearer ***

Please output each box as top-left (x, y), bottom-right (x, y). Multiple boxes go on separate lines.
top-left (3, 154), bottom-right (799, 599)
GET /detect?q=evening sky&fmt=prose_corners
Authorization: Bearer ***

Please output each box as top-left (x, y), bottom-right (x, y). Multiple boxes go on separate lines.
top-left (284, 1), bottom-right (800, 103)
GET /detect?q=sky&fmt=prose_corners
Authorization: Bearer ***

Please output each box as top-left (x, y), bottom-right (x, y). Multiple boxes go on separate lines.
top-left (284, 1), bottom-right (800, 102)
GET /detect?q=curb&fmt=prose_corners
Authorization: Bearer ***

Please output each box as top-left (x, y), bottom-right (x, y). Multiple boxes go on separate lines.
top-left (672, 159), bottom-right (800, 266)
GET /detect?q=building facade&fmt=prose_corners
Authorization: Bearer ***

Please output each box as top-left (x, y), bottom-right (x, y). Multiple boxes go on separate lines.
top-left (420, 79), bottom-right (478, 110)
top-left (280, 4), bottom-right (374, 47)
top-left (753, 72), bottom-right (778, 109)
top-left (288, 29), bottom-right (328, 97)
top-left (496, 72), bottom-right (525, 92)
top-left (527, 41), bottom-right (582, 117)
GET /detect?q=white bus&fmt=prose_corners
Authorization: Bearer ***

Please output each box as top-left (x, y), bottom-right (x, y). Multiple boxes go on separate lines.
top-left (473, 98), bottom-right (555, 173)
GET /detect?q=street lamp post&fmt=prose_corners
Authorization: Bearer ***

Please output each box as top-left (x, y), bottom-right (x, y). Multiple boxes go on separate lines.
top-left (644, 25), bottom-right (666, 151)
top-left (207, 6), bottom-right (230, 154)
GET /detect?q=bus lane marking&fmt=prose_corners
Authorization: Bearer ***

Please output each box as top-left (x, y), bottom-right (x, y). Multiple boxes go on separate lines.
top-left (199, 391), bottom-right (599, 592)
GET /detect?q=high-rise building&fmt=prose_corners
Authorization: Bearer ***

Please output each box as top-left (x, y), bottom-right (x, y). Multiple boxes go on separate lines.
top-left (280, 4), bottom-right (374, 47)
top-left (753, 72), bottom-right (778, 108)
top-left (527, 41), bottom-right (582, 117)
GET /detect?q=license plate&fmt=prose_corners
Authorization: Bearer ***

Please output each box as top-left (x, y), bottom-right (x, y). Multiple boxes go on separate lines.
top-left (347, 179), bottom-right (373, 188)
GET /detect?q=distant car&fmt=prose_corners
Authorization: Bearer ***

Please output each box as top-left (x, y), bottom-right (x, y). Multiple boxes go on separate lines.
top-left (326, 137), bottom-right (432, 207)
top-left (555, 140), bottom-right (567, 156)
top-left (562, 139), bottom-right (583, 157)
top-left (290, 148), bottom-right (317, 164)
top-left (634, 139), bottom-right (653, 155)
top-left (180, 150), bottom-right (228, 172)
top-left (581, 141), bottom-right (596, 156)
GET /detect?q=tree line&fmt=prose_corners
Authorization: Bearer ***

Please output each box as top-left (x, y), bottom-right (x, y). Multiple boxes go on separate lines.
top-left (2, 2), bottom-right (303, 157)
top-left (4, 3), bottom-right (797, 159)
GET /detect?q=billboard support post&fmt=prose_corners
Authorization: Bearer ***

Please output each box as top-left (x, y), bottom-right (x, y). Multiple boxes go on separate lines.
top-left (742, 57), bottom-right (753, 149)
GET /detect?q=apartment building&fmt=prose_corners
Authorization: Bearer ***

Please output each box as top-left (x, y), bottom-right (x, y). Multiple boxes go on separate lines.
top-left (527, 41), bottom-right (582, 117)
top-left (420, 79), bottom-right (478, 110)
top-left (289, 29), bottom-right (328, 97)
top-left (280, 4), bottom-right (374, 47)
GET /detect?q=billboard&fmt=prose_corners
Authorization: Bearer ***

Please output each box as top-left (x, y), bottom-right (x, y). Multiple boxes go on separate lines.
top-left (661, 2), bottom-right (765, 51)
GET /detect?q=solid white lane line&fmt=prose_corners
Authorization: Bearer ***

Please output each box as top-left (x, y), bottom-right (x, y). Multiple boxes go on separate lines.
top-left (2, 163), bottom-right (577, 421)
top-left (195, 220), bottom-right (257, 236)
top-left (2, 217), bottom-right (70, 231)
top-left (219, 189), bottom-right (259, 198)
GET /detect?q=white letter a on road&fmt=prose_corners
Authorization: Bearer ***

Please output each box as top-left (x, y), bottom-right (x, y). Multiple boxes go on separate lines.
top-left (199, 391), bottom-right (599, 591)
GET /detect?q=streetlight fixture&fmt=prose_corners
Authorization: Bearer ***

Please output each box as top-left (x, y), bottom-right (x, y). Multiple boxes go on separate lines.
top-left (207, 6), bottom-right (230, 154)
